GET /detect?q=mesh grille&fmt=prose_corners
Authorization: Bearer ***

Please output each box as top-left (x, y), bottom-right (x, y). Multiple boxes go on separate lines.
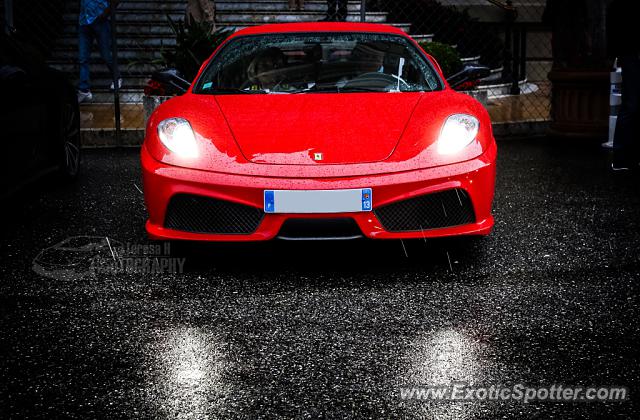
top-left (278, 218), bottom-right (363, 240)
top-left (164, 194), bottom-right (264, 235)
top-left (374, 189), bottom-right (475, 232)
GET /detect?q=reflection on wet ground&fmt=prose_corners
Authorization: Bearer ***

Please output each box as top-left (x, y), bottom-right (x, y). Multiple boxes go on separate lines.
top-left (0, 139), bottom-right (639, 418)
top-left (401, 328), bottom-right (486, 420)
top-left (146, 327), bottom-right (227, 418)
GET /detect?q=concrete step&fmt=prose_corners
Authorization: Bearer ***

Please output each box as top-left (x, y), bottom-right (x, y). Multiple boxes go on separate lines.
top-left (65, 0), bottom-right (186, 7)
top-left (211, 21), bottom-right (412, 33)
top-left (409, 34), bottom-right (435, 43)
top-left (48, 66), bottom-right (150, 87)
top-left (49, 68), bottom-right (151, 90)
top-left (63, 20), bottom-right (410, 34)
top-left (214, 11), bottom-right (388, 24)
top-left (50, 48), bottom-right (164, 60)
top-left (62, 3), bottom-right (186, 18)
top-left (89, 76), bottom-right (151, 87)
top-left (48, 62), bottom-right (150, 79)
top-left (64, 4), bottom-right (186, 13)
top-left (64, 12), bottom-right (185, 23)
top-left (114, 1), bottom-right (186, 12)
top-left (64, 11), bottom-right (387, 24)
top-left (55, 36), bottom-right (177, 49)
top-left (215, 20), bottom-right (410, 31)
top-left (73, 76), bottom-right (151, 89)
top-left (89, 90), bottom-right (145, 104)
top-left (215, 1), bottom-right (362, 12)
top-left (50, 61), bottom-right (159, 75)
top-left (63, 22), bottom-right (177, 35)
top-left (52, 31), bottom-right (434, 62)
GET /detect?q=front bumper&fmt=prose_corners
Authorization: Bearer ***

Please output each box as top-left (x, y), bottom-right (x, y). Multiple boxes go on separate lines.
top-left (141, 143), bottom-right (496, 241)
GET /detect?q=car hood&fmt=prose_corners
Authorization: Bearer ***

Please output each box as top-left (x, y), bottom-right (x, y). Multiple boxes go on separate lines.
top-left (214, 93), bottom-right (422, 165)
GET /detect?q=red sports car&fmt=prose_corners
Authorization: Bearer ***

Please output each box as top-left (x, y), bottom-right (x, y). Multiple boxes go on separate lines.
top-left (142, 23), bottom-right (496, 241)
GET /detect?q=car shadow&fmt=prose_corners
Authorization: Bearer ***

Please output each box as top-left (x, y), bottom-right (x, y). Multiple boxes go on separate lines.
top-left (167, 236), bottom-right (489, 278)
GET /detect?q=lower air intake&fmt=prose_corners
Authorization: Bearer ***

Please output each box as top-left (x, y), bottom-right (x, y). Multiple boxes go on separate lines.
top-left (374, 189), bottom-right (475, 232)
top-left (164, 194), bottom-right (263, 235)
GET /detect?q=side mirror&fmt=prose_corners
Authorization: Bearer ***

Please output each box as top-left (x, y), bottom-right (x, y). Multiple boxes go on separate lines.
top-left (446, 65), bottom-right (491, 90)
top-left (151, 69), bottom-right (190, 95)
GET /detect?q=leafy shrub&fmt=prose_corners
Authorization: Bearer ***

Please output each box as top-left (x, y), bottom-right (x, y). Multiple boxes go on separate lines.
top-left (419, 41), bottom-right (463, 77)
top-left (162, 18), bottom-right (232, 81)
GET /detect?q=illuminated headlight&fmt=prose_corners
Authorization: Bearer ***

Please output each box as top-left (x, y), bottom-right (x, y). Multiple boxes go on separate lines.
top-left (437, 114), bottom-right (479, 155)
top-left (157, 118), bottom-right (199, 158)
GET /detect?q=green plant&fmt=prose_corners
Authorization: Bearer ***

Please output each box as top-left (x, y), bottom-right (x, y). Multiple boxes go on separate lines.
top-left (419, 41), bottom-right (463, 77)
top-left (162, 17), bottom-right (233, 81)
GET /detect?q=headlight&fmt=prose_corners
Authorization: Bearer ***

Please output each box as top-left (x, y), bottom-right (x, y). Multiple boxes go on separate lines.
top-left (157, 118), bottom-right (199, 158)
top-left (437, 114), bottom-right (479, 155)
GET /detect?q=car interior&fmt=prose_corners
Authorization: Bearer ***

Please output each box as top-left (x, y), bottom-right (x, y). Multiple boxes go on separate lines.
top-left (197, 35), bottom-right (442, 94)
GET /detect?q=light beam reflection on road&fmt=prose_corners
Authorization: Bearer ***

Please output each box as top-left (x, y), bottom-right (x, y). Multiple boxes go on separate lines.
top-left (422, 329), bottom-right (480, 385)
top-left (402, 328), bottom-right (489, 420)
top-left (148, 326), bottom-right (228, 418)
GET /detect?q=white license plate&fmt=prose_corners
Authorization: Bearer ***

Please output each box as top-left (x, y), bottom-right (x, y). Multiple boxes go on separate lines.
top-left (264, 189), bottom-right (372, 214)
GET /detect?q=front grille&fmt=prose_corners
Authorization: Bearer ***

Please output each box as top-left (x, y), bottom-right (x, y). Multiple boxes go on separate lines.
top-left (164, 194), bottom-right (264, 235)
top-left (277, 218), bottom-right (363, 240)
top-left (374, 189), bottom-right (475, 232)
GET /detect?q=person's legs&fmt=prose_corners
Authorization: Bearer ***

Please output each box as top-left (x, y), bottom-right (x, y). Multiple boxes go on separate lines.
top-left (326, 0), bottom-right (337, 19)
top-left (613, 56), bottom-right (640, 168)
top-left (336, 0), bottom-right (348, 21)
top-left (93, 18), bottom-right (120, 84)
top-left (78, 24), bottom-right (93, 92)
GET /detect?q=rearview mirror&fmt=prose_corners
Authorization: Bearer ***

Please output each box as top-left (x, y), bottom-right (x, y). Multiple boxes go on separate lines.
top-left (151, 69), bottom-right (190, 95)
top-left (446, 65), bottom-right (491, 90)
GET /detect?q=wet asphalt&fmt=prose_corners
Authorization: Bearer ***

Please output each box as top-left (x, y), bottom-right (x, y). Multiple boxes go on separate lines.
top-left (0, 137), bottom-right (639, 419)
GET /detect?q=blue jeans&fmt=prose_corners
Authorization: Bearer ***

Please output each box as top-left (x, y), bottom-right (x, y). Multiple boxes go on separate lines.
top-left (613, 55), bottom-right (640, 163)
top-left (78, 18), bottom-right (119, 91)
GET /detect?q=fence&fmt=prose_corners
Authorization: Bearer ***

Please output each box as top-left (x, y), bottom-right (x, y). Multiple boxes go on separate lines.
top-left (370, 0), bottom-right (552, 132)
top-left (1, 0), bottom-right (552, 144)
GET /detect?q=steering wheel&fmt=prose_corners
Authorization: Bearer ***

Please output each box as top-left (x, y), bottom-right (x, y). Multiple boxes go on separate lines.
top-left (343, 72), bottom-right (410, 91)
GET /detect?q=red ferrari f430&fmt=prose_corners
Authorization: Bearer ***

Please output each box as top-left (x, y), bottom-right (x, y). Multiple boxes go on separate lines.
top-left (142, 23), bottom-right (496, 241)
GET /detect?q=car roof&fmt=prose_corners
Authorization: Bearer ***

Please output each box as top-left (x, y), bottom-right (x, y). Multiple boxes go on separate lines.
top-left (231, 22), bottom-right (409, 38)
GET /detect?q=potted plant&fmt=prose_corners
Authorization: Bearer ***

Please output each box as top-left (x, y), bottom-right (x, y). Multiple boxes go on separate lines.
top-left (143, 18), bottom-right (232, 123)
top-left (420, 41), bottom-right (489, 104)
top-left (419, 41), bottom-right (464, 78)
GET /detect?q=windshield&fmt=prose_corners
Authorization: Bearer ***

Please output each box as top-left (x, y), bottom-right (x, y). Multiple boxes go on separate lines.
top-left (194, 32), bottom-right (443, 94)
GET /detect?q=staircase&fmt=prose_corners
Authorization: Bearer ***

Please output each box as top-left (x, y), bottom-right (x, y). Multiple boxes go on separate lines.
top-left (51, 0), bottom-right (186, 103)
top-left (49, 0), bottom-right (409, 104)
top-left (215, 1), bottom-right (407, 28)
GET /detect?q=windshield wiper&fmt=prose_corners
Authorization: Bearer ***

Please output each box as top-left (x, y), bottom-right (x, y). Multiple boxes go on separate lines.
top-left (205, 88), bottom-right (268, 95)
top-left (291, 85), bottom-right (341, 94)
top-left (340, 86), bottom-right (389, 93)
